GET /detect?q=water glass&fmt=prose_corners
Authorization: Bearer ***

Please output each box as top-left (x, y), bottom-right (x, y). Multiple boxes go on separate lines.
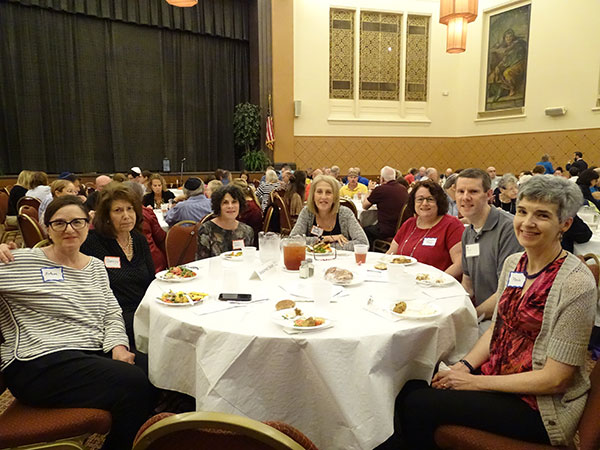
top-left (354, 244), bottom-right (369, 264)
top-left (313, 279), bottom-right (332, 310)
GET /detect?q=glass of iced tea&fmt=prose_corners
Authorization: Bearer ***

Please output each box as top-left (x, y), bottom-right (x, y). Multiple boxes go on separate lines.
top-left (282, 235), bottom-right (306, 270)
top-left (354, 244), bottom-right (369, 264)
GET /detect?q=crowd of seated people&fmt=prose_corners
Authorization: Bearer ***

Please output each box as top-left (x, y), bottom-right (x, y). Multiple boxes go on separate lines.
top-left (0, 158), bottom-right (598, 450)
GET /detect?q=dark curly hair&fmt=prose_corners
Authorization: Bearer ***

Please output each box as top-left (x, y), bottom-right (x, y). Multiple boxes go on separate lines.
top-left (407, 180), bottom-right (449, 217)
top-left (93, 182), bottom-right (143, 237)
top-left (211, 184), bottom-right (246, 216)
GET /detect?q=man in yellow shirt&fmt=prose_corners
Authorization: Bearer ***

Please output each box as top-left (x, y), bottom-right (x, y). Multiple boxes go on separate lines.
top-left (340, 168), bottom-right (369, 198)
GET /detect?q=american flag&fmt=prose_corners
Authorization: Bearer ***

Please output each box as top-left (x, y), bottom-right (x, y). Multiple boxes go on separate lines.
top-left (266, 95), bottom-right (274, 150)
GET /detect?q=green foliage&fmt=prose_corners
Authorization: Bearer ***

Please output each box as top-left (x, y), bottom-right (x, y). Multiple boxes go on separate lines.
top-left (241, 149), bottom-right (271, 172)
top-left (233, 102), bottom-right (261, 154)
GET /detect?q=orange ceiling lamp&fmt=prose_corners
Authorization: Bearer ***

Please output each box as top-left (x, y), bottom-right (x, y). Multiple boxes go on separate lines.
top-left (166, 0), bottom-right (198, 6)
top-left (439, 0), bottom-right (478, 53)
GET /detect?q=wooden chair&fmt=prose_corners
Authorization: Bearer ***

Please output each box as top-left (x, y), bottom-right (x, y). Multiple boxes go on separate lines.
top-left (132, 411), bottom-right (319, 450)
top-left (0, 362), bottom-right (111, 450)
top-left (18, 204), bottom-right (39, 220)
top-left (339, 197), bottom-right (358, 218)
top-left (271, 192), bottom-right (292, 236)
top-left (373, 203), bottom-right (411, 253)
top-left (434, 361), bottom-right (600, 450)
top-left (17, 196), bottom-right (41, 213)
top-left (579, 253), bottom-right (600, 289)
top-left (263, 206), bottom-right (274, 233)
top-left (17, 214), bottom-right (47, 248)
top-left (199, 212), bottom-right (217, 225)
top-left (33, 239), bottom-right (51, 248)
top-left (165, 220), bottom-right (202, 267)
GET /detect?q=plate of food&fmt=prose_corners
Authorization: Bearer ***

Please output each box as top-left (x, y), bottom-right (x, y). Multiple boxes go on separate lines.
top-left (324, 267), bottom-right (363, 286)
top-left (308, 242), bottom-right (333, 254)
top-left (386, 255), bottom-right (417, 266)
top-left (156, 266), bottom-right (198, 282)
top-left (415, 273), bottom-right (455, 287)
top-left (155, 290), bottom-right (209, 306)
top-left (221, 250), bottom-right (244, 261)
top-left (390, 300), bottom-right (440, 319)
top-left (271, 306), bottom-right (332, 331)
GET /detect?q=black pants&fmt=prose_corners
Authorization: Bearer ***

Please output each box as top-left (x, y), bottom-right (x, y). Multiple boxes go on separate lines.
top-left (383, 379), bottom-right (550, 450)
top-left (364, 224), bottom-right (384, 249)
top-left (4, 350), bottom-right (154, 450)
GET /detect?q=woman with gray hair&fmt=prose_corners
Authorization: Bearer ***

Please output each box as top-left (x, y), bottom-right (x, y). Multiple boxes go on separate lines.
top-left (493, 173), bottom-right (519, 214)
top-left (391, 175), bottom-right (596, 449)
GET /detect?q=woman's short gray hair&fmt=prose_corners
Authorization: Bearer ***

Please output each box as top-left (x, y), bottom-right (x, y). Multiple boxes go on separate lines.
top-left (497, 173), bottom-right (518, 190)
top-left (517, 175), bottom-right (583, 222)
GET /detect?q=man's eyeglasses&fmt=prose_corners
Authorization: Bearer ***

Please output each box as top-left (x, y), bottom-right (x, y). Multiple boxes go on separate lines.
top-left (415, 197), bottom-right (436, 204)
top-left (47, 218), bottom-right (89, 232)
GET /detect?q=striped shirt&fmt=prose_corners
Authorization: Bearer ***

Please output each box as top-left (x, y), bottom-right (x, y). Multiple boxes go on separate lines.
top-left (0, 248), bottom-right (129, 370)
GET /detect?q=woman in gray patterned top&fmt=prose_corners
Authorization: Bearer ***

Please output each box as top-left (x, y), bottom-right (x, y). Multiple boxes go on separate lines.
top-left (0, 196), bottom-right (152, 450)
top-left (196, 184), bottom-right (254, 259)
top-left (291, 175), bottom-right (368, 251)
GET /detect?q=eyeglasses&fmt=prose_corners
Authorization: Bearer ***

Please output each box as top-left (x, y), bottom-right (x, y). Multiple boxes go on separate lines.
top-left (47, 218), bottom-right (89, 232)
top-left (415, 197), bottom-right (436, 204)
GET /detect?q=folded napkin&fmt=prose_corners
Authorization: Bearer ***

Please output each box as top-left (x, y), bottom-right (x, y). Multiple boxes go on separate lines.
top-left (420, 284), bottom-right (466, 300)
top-left (278, 282), bottom-right (346, 299)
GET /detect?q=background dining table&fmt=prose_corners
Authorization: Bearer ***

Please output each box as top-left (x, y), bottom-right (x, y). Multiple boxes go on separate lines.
top-left (134, 250), bottom-right (478, 450)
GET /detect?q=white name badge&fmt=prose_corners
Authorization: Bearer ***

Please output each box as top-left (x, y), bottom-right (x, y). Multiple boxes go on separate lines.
top-left (41, 267), bottom-right (64, 282)
top-left (465, 243), bottom-right (480, 258)
top-left (311, 225), bottom-right (323, 237)
top-left (422, 237), bottom-right (437, 247)
top-left (104, 256), bottom-right (121, 269)
top-left (232, 239), bottom-right (245, 250)
top-left (507, 271), bottom-right (526, 288)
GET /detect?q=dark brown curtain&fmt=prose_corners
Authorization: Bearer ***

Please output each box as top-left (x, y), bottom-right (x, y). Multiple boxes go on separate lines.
top-left (0, 0), bottom-right (250, 174)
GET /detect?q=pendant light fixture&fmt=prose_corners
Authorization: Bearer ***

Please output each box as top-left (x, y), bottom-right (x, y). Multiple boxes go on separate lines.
top-left (439, 0), bottom-right (478, 53)
top-left (165, 0), bottom-right (198, 7)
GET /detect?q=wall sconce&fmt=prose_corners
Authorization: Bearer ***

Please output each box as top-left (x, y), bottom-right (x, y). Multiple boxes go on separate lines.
top-left (166, 0), bottom-right (197, 6)
top-left (439, 0), bottom-right (478, 53)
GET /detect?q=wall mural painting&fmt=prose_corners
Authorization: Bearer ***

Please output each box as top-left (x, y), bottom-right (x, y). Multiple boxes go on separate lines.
top-left (485, 3), bottom-right (531, 111)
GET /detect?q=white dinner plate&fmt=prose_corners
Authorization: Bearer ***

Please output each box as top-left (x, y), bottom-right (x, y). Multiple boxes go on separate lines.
top-left (154, 292), bottom-right (207, 306)
top-left (390, 302), bottom-right (441, 319)
top-left (271, 308), bottom-right (333, 331)
top-left (221, 251), bottom-right (244, 261)
top-left (415, 273), bottom-right (455, 287)
top-left (326, 270), bottom-right (364, 286)
top-left (384, 255), bottom-right (417, 266)
top-left (155, 268), bottom-right (198, 282)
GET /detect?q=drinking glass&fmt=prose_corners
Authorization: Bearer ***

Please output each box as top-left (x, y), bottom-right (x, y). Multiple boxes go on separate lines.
top-left (258, 232), bottom-right (281, 263)
top-left (354, 244), bottom-right (369, 264)
top-left (282, 235), bottom-right (306, 270)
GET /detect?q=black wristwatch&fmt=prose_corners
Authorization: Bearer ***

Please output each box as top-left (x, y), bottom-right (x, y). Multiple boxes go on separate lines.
top-left (459, 359), bottom-right (474, 373)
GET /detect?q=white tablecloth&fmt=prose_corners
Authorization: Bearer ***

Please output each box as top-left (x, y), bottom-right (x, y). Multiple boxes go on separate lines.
top-left (352, 198), bottom-right (378, 228)
top-left (134, 252), bottom-right (478, 450)
top-left (574, 231), bottom-right (600, 256)
top-left (153, 209), bottom-right (169, 231)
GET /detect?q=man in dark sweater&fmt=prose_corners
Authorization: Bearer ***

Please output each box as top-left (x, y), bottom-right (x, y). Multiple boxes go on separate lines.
top-left (566, 151), bottom-right (588, 173)
top-left (362, 166), bottom-right (409, 249)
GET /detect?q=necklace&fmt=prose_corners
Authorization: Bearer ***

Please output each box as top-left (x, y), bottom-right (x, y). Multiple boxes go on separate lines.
top-left (398, 219), bottom-right (435, 257)
top-left (523, 248), bottom-right (563, 279)
top-left (117, 233), bottom-right (133, 261)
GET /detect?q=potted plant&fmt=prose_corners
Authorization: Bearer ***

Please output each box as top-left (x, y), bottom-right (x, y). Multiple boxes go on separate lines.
top-left (233, 102), bottom-right (271, 171)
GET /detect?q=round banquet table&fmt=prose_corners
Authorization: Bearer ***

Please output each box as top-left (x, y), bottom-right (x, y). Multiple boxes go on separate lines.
top-left (134, 251), bottom-right (478, 450)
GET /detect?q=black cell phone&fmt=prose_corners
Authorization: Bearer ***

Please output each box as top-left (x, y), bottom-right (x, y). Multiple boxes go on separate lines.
top-left (218, 293), bottom-right (252, 302)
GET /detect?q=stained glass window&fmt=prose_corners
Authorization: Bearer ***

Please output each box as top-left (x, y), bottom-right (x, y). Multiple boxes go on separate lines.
top-left (405, 15), bottom-right (429, 102)
top-left (330, 9), bottom-right (355, 99)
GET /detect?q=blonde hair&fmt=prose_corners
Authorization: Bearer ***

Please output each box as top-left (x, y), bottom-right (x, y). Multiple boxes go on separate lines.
top-left (307, 175), bottom-right (340, 215)
top-left (50, 180), bottom-right (75, 197)
top-left (148, 173), bottom-right (167, 192)
top-left (16, 170), bottom-right (34, 189)
top-left (207, 179), bottom-right (223, 193)
top-left (233, 178), bottom-right (260, 205)
top-left (265, 169), bottom-right (278, 183)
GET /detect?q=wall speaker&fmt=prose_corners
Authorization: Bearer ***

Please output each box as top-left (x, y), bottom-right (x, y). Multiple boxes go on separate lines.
top-left (294, 100), bottom-right (302, 117)
top-left (544, 106), bottom-right (567, 117)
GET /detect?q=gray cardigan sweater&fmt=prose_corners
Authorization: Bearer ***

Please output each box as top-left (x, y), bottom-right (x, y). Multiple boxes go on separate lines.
top-left (492, 252), bottom-right (596, 446)
top-left (290, 205), bottom-right (368, 251)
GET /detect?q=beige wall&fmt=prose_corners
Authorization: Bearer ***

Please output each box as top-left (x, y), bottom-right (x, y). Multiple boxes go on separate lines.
top-left (272, 0), bottom-right (600, 171)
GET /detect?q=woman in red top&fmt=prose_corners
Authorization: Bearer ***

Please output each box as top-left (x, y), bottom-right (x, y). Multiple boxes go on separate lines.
top-left (387, 180), bottom-right (464, 278)
top-left (233, 178), bottom-right (263, 244)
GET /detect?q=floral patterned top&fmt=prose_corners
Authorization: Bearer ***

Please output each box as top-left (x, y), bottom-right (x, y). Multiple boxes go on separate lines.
top-left (481, 252), bottom-right (566, 410)
top-left (195, 220), bottom-right (254, 260)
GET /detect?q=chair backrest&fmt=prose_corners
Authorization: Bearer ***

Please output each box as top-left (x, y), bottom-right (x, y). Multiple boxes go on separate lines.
top-left (271, 192), bottom-right (292, 236)
top-left (133, 411), bottom-right (312, 450)
top-left (396, 203), bottom-right (412, 232)
top-left (165, 220), bottom-right (201, 266)
top-left (18, 204), bottom-right (38, 220)
top-left (18, 214), bottom-right (46, 248)
top-left (579, 253), bottom-right (600, 289)
top-left (17, 196), bottom-right (41, 213)
top-left (199, 212), bottom-right (216, 225)
top-left (33, 239), bottom-right (51, 248)
top-left (339, 197), bottom-right (358, 218)
top-left (0, 191), bottom-right (9, 225)
top-left (578, 360), bottom-right (600, 450)
top-left (263, 206), bottom-right (274, 233)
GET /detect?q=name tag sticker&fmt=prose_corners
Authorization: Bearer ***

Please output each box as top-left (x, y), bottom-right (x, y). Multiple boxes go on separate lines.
top-left (422, 237), bottom-right (437, 247)
top-left (41, 267), bottom-right (64, 282)
top-left (104, 256), bottom-right (121, 269)
top-left (507, 271), bottom-right (526, 288)
top-left (465, 243), bottom-right (480, 258)
top-left (311, 226), bottom-right (323, 237)
top-left (232, 239), bottom-right (245, 250)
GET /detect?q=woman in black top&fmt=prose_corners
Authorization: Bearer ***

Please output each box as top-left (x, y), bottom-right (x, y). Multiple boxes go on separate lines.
top-left (80, 182), bottom-right (155, 371)
top-left (142, 173), bottom-right (175, 208)
top-left (576, 168), bottom-right (600, 210)
top-left (7, 170), bottom-right (33, 216)
top-left (493, 173), bottom-right (518, 215)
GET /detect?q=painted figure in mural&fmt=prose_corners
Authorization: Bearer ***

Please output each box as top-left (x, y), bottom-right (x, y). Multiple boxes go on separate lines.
top-left (487, 28), bottom-right (528, 101)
